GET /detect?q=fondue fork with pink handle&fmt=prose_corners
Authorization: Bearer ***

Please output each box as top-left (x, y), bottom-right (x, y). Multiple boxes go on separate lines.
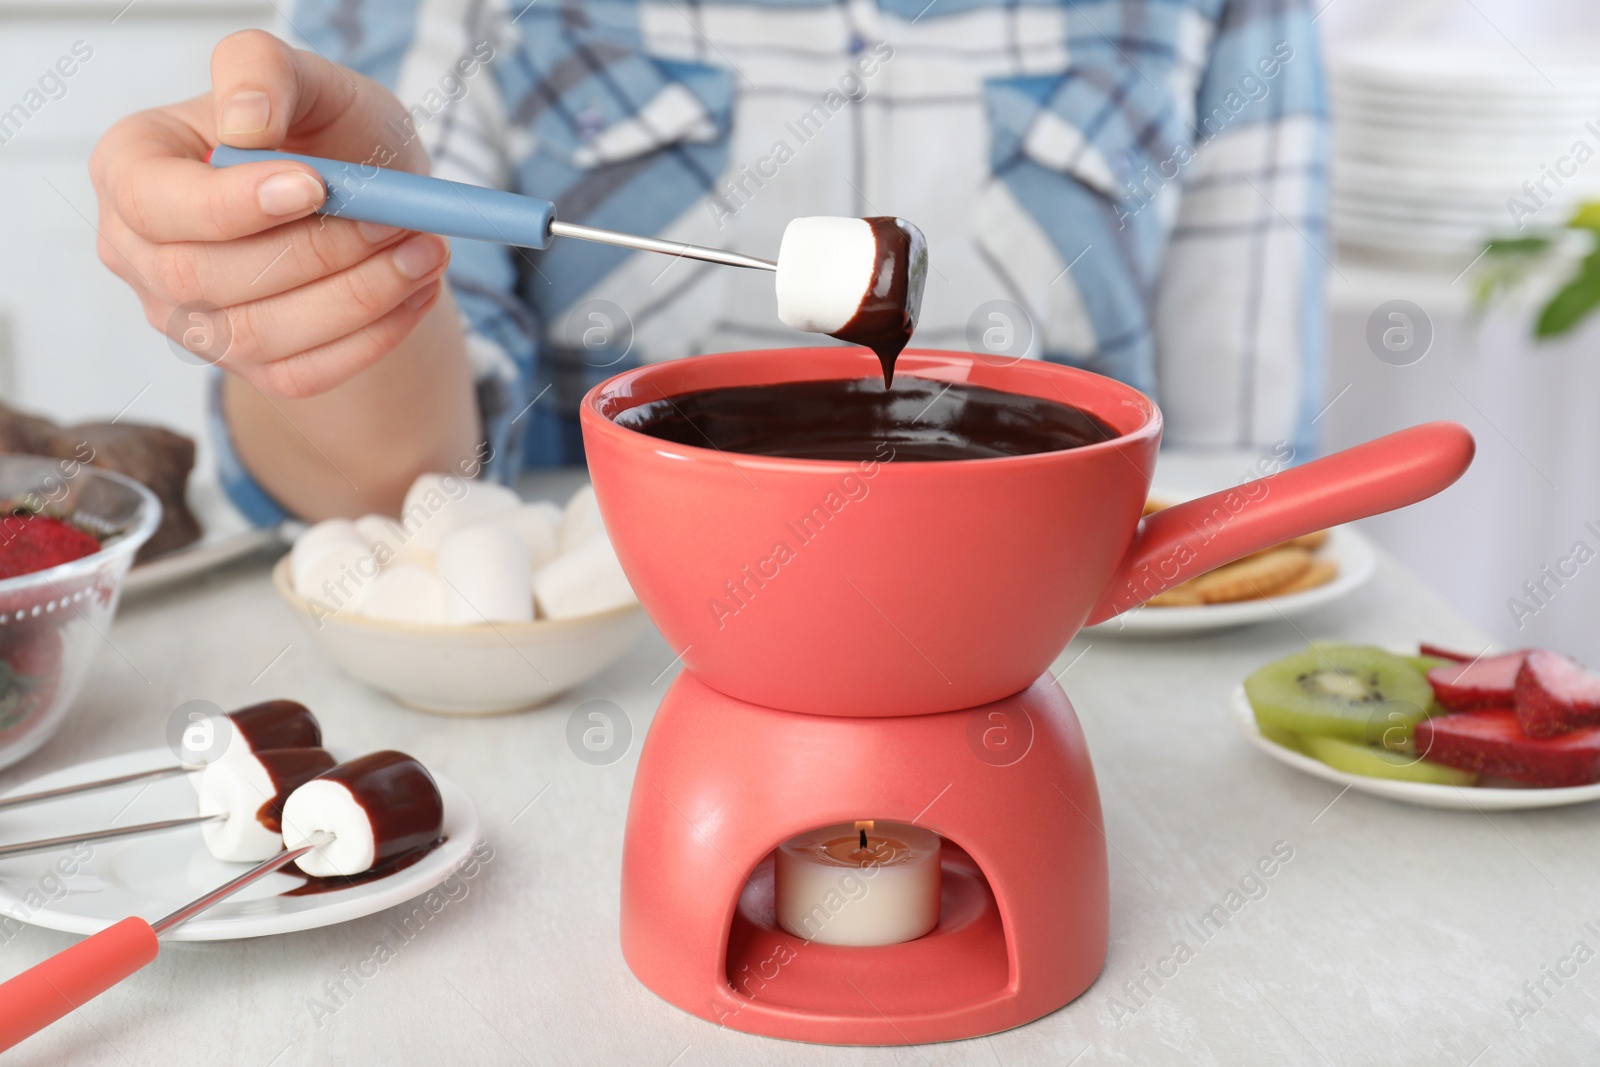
top-left (0, 832), bottom-right (331, 1053)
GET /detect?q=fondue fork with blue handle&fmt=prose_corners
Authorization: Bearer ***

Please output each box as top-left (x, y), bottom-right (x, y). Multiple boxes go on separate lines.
top-left (206, 147), bottom-right (928, 366)
top-left (208, 145), bottom-right (777, 270)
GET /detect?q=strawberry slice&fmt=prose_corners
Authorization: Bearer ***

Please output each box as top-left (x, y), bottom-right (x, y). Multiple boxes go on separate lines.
top-left (1419, 643), bottom-right (1476, 663)
top-left (0, 513), bottom-right (100, 581)
top-left (1416, 710), bottom-right (1600, 787)
top-left (1427, 652), bottom-right (1528, 711)
top-left (1515, 650), bottom-right (1600, 738)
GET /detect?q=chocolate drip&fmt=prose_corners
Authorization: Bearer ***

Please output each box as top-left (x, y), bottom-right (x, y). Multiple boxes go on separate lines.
top-left (614, 377), bottom-right (1118, 461)
top-left (830, 217), bottom-right (924, 386)
top-left (321, 750), bottom-right (444, 868)
top-left (228, 700), bottom-right (321, 753)
top-left (252, 747), bottom-right (338, 832)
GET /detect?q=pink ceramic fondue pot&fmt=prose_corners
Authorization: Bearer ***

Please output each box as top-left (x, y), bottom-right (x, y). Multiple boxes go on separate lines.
top-left (581, 348), bottom-right (1473, 717)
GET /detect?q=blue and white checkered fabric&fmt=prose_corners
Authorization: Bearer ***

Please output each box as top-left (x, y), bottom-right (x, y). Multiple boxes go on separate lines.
top-left (221, 0), bottom-right (1328, 519)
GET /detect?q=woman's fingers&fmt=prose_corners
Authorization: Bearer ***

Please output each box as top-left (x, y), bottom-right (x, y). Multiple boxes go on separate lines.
top-left (96, 128), bottom-right (327, 243)
top-left (199, 233), bottom-right (450, 370)
top-left (242, 283), bottom-right (445, 399)
top-left (208, 30), bottom-right (428, 174)
top-left (105, 209), bottom-right (410, 308)
top-left (90, 29), bottom-right (444, 400)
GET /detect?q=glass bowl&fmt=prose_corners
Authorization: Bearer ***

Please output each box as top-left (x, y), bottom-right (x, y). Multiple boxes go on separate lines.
top-left (0, 454), bottom-right (161, 769)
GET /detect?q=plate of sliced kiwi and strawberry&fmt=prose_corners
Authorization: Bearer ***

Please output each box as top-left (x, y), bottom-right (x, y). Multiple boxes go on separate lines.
top-left (1232, 642), bottom-right (1600, 809)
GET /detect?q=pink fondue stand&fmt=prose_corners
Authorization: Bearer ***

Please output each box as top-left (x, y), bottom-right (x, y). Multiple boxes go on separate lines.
top-left (580, 347), bottom-right (1474, 1045)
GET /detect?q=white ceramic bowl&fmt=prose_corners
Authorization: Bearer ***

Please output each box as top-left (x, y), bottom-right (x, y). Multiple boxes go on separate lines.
top-left (272, 556), bottom-right (647, 714)
top-left (0, 455), bottom-right (161, 768)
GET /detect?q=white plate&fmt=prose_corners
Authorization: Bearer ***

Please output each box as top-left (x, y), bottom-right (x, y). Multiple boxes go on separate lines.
top-left (125, 480), bottom-right (283, 596)
top-left (1089, 526), bottom-right (1375, 637)
top-left (1230, 685), bottom-right (1600, 811)
top-left (1335, 42), bottom-right (1600, 90)
top-left (0, 748), bottom-right (481, 940)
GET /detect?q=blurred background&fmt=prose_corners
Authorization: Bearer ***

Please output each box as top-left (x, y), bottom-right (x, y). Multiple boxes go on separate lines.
top-left (2, 0), bottom-right (1599, 658)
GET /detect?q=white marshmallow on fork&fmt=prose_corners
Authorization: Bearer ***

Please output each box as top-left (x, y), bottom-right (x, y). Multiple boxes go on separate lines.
top-left (775, 216), bottom-right (881, 335)
top-left (533, 531), bottom-right (637, 620)
top-left (196, 747), bottom-right (336, 862)
top-left (181, 700), bottom-right (322, 770)
top-left (281, 751), bottom-right (444, 878)
top-left (436, 522), bottom-right (533, 624)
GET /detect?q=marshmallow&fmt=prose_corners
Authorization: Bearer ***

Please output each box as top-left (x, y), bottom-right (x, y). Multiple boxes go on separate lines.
top-left (196, 747), bottom-right (336, 862)
top-left (775, 217), bottom-right (880, 334)
top-left (225, 699), bottom-right (322, 755)
top-left (557, 484), bottom-right (605, 554)
top-left (360, 564), bottom-right (448, 625)
top-left (399, 474), bottom-right (459, 552)
top-left (179, 700), bottom-right (322, 769)
top-left (353, 514), bottom-right (407, 565)
top-left (389, 539), bottom-right (436, 572)
top-left (282, 751), bottom-right (445, 877)
top-left (436, 522), bottom-right (533, 625)
top-left (293, 536), bottom-right (376, 613)
top-left (450, 480), bottom-right (522, 529)
top-left (399, 473), bottom-right (520, 552)
top-left (506, 502), bottom-right (561, 572)
top-left (533, 531), bottom-right (638, 620)
top-left (290, 519), bottom-right (360, 590)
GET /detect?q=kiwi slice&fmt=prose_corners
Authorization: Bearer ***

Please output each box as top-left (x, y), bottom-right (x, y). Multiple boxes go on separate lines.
top-left (1245, 645), bottom-right (1435, 745)
top-left (1406, 654), bottom-right (1452, 676)
top-left (1255, 721), bottom-right (1303, 753)
top-left (1302, 735), bottom-right (1478, 786)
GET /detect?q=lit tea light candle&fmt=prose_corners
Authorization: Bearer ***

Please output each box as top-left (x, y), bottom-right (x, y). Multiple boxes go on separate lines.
top-left (774, 820), bottom-right (942, 946)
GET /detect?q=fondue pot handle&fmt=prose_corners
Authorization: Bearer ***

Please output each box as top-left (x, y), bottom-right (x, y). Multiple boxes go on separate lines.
top-left (1085, 421), bottom-right (1475, 625)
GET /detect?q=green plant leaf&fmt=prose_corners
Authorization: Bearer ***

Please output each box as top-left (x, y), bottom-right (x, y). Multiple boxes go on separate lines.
top-left (1536, 264), bottom-right (1600, 337)
top-left (1571, 202), bottom-right (1600, 230)
top-left (1484, 235), bottom-right (1553, 256)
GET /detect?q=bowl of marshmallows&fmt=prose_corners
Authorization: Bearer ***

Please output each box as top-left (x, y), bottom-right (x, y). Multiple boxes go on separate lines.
top-left (272, 472), bottom-right (646, 714)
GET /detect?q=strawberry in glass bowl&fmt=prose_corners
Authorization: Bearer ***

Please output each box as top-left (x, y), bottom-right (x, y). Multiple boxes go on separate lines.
top-left (0, 455), bottom-right (160, 769)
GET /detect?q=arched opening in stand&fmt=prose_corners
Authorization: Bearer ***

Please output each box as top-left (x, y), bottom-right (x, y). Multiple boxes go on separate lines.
top-left (721, 830), bottom-right (1012, 1018)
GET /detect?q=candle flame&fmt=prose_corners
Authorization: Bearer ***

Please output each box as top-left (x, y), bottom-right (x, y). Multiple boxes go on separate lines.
top-left (854, 820), bottom-right (874, 832)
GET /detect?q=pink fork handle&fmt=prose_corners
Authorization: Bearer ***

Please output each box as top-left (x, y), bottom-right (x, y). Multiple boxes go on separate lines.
top-left (0, 917), bottom-right (159, 1053)
top-left (1086, 421), bottom-right (1475, 625)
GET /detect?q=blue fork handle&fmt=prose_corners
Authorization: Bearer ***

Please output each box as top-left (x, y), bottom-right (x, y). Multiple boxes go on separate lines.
top-left (208, 145), bottom-right (555, 249)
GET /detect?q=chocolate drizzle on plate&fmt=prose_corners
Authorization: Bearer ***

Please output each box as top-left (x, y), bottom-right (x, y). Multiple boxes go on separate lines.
top-left (279, 836), bottom-right (447, 897)
top-left (830, 217), bottom-right (926, 387)
top-left (614, 377), bottom-right (1118, 461)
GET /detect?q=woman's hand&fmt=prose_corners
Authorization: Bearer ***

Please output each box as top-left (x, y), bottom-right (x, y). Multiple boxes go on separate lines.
top-left (90, 29), bottom-right (452, 398)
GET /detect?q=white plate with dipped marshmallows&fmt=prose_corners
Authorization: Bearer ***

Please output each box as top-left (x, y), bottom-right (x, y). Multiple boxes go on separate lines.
top-left (277, 474), bottom-right (648, 714)
top-left (0, 748), bottom-right (481, 941)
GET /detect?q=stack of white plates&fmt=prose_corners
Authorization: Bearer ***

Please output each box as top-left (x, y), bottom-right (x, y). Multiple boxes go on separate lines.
top-left (1332, 42), bottom-right (1600, 262)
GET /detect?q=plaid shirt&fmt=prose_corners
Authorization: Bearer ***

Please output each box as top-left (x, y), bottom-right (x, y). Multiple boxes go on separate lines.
top-left (219, 0), bottom-right (1327, 523)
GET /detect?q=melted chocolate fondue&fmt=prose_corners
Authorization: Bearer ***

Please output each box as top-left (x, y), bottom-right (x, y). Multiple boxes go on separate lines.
top-left (615, 377), bottom-right (1118, 461)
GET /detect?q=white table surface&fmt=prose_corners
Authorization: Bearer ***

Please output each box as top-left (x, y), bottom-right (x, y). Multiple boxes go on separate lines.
top-left (0, 459), bottom-right (1591, 1067)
